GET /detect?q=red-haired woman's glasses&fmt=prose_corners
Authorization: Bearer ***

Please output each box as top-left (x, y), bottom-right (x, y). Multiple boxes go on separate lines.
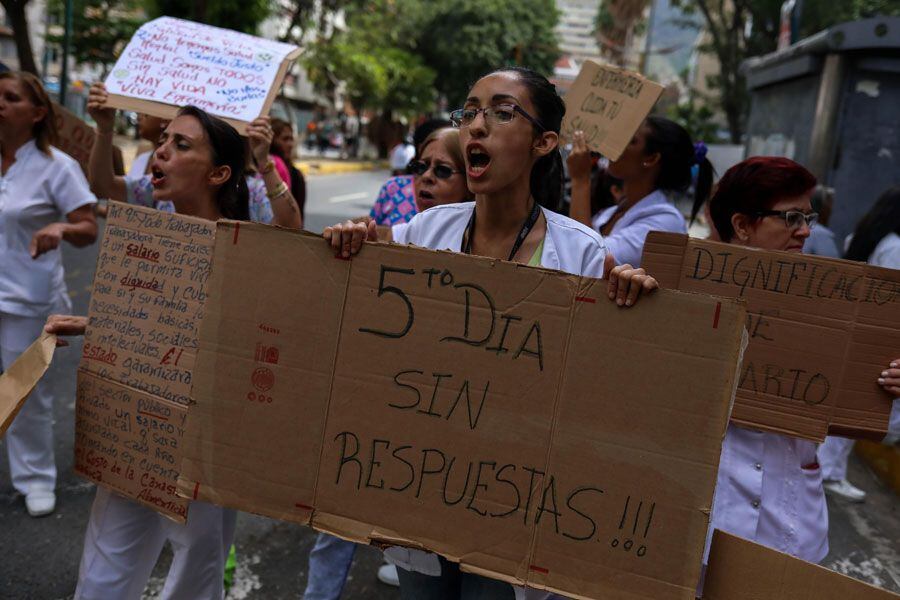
top-left (408, 160), bottom-right (459, 180)
top-left (752, 210), bottom-right (818, 229)
top-left (450, 104), bottom-right (545, 131)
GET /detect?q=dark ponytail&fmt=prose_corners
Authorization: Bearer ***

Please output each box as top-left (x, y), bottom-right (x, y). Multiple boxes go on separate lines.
top-left (176, 105), bottom-right (250, 221)
top-left (491, 66), bottom-right (566, 212)
top-left (643, 115), bottom-right (713, 223)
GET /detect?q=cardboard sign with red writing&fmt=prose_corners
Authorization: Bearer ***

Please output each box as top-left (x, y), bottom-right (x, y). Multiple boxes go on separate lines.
top-left (560, 61), bottom-right (664, 161)
top-left (104, 17), bottom-right (301, 134)
top-left (642, 232), bottom-right (899, 442)
top-left (177, 222), bottom-right (748, 599)
top-left (74, 202), bottom-right (215, 521)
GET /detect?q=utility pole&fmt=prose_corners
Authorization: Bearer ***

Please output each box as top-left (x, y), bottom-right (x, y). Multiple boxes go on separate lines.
top-left (59, 0), bottom-right (73, 106)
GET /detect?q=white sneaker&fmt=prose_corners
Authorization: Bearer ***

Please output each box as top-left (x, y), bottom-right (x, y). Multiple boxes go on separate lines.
top-left (377, 563), bottom-right (400, 587)
top-left (25, 489), bottom-right (56, 517)
top-left (824, 479), bottom-right (866, 502)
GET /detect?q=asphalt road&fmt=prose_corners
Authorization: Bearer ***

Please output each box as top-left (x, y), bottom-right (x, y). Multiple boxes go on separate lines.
top-left (1, 169), bottom-right (898, 598)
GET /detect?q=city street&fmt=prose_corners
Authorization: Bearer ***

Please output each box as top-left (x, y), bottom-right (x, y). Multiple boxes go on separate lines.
top-left (1, 170), bottom-right (898, 599)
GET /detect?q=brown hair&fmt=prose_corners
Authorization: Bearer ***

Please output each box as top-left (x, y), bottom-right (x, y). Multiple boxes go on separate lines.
top-left (0, 71), bottom-right (57, 155)
top-left (418, 127), bottom-right (472, 201)
top-left (419, 127), bottom-right (465, 173)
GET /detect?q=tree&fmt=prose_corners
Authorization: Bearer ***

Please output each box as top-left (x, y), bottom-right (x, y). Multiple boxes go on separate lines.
top-left (672, 0), bottom-right (900, 143)
top-left (1, 0), bottom-right (39, 74)
top-left (304, 0), bottom-right (561, 115)
top-left (46, 0), bottom-right (143, 72)
top-left (146, 0), bottom-right (270, 34)
top-left (416, 0), bottom-right (561, 108)
top-left (595, 0), bottom-right (651, 67)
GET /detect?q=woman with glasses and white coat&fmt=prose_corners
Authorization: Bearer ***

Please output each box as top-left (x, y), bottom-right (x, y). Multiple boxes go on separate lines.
top-left (702, 158), bottom-right (900, 578)
top-left (324, 66), bottom-right (657, 600)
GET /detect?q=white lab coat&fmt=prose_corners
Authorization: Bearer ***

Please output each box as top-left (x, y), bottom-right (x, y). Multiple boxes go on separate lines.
top-left (0, 140), bottom-right (96, 495)
top-left (385, 202), bottom-right (607, 600)
top-left (591, 190), bottom-right (686, 268)
top-left (708, 426), bottom-right (829, 563)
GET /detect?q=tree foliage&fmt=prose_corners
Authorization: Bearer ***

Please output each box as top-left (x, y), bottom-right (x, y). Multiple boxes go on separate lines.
top-left (673, 0), bottom-right (900, 143)
top-left (146, 0), bottom-right (270, 34)
top-left (304, 0), bottom-right (561, 115)
top-left (47, 0), bottom-right (143, 71)
top-left (416, 0), bottom-right (560, 107)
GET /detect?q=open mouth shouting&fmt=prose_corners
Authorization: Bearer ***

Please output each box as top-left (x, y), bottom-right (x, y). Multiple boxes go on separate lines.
top-left (150, 163), bottom-right (167, 188)
top-left (466, 143), bottom-right (491, 179)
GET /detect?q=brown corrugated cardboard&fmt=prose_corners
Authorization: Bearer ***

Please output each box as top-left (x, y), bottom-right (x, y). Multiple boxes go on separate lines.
top-left (53, 102), bottom-right (125, 176)
top-left (178, 221), bottom-right (748, 599)
top-left (560, 61), bottom-right (664, 161)
top-left (73, 202), bottom-right (215, 521)
top-left (642, 232), bottom-right (898, 442)
top-left (0, 332), bottom-right (56, 437)
top-left (704, 530), bottom-right (898, 599)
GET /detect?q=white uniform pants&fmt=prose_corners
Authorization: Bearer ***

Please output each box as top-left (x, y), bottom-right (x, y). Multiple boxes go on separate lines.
top-left (74, 487), bottom-right (237, 600)
top-left (819, 436), bottom-right (855, 481)
top-left (1, 312), bottom-right (56, 494)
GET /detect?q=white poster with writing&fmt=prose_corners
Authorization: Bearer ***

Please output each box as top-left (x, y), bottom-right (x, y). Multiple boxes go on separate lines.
top-left (105, 17), bottom-right (300, 125)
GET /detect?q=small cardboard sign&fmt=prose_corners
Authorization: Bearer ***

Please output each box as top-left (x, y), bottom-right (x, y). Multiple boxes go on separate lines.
top-left (561, 61), bottom-right (664, 161)
top-left (53, 103), bottom-right (125, 176)
top-left (104, 17), bottom-right (301, 134)
top-left (73, 202), bottom-right (215, 521)
top-left (642, 232), bottom-right (899, 442)
top-left (0, 332), bottom-right (56, 437)
top-left (704, 530), bottom-right (899, 599)
top-left (176, 222), bottom-right (748, 599)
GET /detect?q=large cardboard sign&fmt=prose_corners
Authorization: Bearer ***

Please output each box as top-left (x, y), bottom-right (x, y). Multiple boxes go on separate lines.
top-left (53, 103), bottom-right (125, 176)
top-left (561, 61), bottom-right (664, 161)
top-left (104, 17), bottom-right (301, 133)
top-left (642, 232), bottom-right (899, 442)
top-left (176, 221), bottom-right (747, 599)
top-left (704, 530), bottom-right (899, 599)
top-left (0, 332), bottom-right (56, 437)
top-left (74, 203), bottom-right (215, 521)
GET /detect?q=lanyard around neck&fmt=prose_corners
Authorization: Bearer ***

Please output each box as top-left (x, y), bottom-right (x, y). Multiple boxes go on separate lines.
top-left (462, 200), bottom-right (541, 262)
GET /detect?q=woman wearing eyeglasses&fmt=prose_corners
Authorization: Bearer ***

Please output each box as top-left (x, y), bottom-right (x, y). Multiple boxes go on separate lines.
top-left (391, 127), bottom-right (471, 243)
top-left (325, 66), bottom-right (656, 600)
top-left (703, 157), bottom-right (831, 574)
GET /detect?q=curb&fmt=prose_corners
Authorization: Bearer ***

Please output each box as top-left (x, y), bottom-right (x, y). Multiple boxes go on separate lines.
top-left (296, 160), bottom-right (387, 176)
top-left (856, 440), bottom-right (900, 496)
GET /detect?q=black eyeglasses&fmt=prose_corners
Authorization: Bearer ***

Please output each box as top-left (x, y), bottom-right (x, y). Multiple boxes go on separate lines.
top-left (750, 210), bottom-right (819, 229)
top-left (408, 159), bottom-right (459, 180)
top-left (449, 104), bottom-right (545, 131)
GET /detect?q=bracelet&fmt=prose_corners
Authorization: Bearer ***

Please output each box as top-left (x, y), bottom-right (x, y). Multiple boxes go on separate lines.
top-left (266, 181), bottom-right (289, 200)
top-left (261, 159), bottom-right (276, 175)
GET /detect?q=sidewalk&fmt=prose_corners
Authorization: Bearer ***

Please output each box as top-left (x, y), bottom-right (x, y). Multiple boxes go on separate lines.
top-left (296, 157), bottom-right (388, 177)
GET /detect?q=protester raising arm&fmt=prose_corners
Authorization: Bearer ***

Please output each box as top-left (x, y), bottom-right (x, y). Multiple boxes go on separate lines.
top-left (86, 82), bottom-right (126, 203)
top-left (595, 117), bottom-right (713, 268)
top-left (566, 130), bottom-right (594, 228)
top-left (246, 116), bottom-right (302, 229)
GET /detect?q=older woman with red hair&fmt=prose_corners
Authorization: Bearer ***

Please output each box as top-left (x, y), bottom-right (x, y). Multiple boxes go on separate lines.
top-left (704, 157), bottom-right (897, 569)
